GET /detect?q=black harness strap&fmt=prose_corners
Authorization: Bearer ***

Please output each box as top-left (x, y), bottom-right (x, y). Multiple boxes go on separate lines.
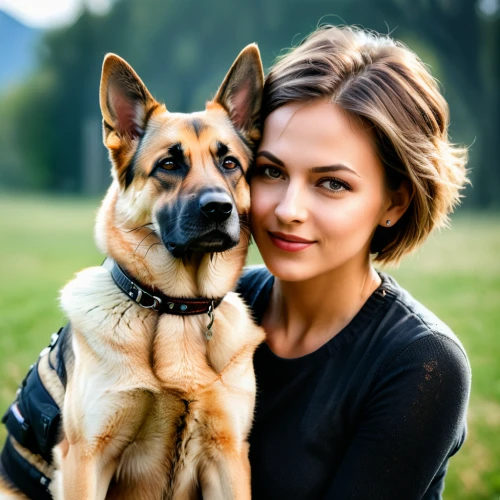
top-left (0, 438), bottom-right (52, 500)
top-left (48, 324), bottom-right (70, 389)
top-left (0, 325), bottom-right (70, 499)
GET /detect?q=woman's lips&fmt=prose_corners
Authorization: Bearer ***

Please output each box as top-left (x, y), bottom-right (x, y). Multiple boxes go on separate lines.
top-left (268, 231), bottom-right (315, 252)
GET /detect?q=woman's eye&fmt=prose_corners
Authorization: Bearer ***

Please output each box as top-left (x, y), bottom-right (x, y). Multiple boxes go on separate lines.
top-left (320, 178), bottom-right (349, 192)
top-left (264, 166), bottom-right (282, 179)
top-left (223, 158), bottom-right (239, 170)
top-left (157, 158), bottom-right (177, 171)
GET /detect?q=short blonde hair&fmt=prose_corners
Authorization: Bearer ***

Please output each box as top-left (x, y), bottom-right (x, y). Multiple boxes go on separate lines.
top-left (263, 25), bottom-right (468, 266)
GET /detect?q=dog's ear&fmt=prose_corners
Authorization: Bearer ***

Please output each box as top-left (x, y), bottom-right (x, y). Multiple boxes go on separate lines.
top-left (100, 53), bottom-right (159, 145)
top-left (213, 44), bottom-right (264, 144)
top-left (100, 54), bottom-right (160, 187)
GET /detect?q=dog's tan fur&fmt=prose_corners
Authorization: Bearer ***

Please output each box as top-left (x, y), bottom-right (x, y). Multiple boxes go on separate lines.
top-left (1, 45), bottom-right (265, 499)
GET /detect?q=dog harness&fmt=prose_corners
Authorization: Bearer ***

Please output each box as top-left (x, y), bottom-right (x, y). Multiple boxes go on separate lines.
top-left (0, 325), bottom-right (68, 499)
top-left (0, 258), bottom-right (226, 499)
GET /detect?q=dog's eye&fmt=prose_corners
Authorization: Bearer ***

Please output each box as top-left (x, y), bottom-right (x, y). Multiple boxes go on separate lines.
top-left (157, 158), bottom-right (178, 171)
top-left (223, 157), bottom-right (239, 170)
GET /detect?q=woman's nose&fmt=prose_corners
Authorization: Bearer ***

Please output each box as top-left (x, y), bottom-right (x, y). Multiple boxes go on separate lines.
top-left (274, 182), bottom-right (308, 224)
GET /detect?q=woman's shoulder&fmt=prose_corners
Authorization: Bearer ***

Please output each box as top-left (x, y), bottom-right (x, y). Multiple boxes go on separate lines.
top-left (235, 265), bottom-right (273, 324)
top-left (364, 274), bottom-right (471, 453)
top-left (236, 265), bottom-right (272, 299)
top-left (376, 272), bottom-right (470, 376)
top-left (237, 264), bottom-right (272, 286)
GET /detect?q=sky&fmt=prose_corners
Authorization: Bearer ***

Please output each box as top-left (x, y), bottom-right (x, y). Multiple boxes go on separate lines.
top-left (0, 0), bottom-right (112, 28)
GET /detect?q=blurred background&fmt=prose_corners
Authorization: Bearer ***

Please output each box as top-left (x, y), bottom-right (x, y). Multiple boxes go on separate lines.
top-left (0, 0), bottom-right (498, 498)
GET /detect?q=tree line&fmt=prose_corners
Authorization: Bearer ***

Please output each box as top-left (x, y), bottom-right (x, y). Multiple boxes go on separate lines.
top-left (0, 0), bottom-right (498, 208)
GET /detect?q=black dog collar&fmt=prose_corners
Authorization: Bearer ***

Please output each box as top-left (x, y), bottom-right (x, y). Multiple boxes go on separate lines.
top-left (102, 258), bottom-right (223, 316)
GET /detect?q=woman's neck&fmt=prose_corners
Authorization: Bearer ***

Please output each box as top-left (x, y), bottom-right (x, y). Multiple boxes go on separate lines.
top-left (263, 258), bottom-right (381, 358)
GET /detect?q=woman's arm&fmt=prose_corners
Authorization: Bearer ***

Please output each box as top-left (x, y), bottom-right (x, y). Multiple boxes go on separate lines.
top-left (323, 334), bottom-right (470, 499)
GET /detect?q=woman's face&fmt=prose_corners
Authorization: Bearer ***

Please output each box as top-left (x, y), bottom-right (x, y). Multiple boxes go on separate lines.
top-left (250, 100), bottom-right (390, 282)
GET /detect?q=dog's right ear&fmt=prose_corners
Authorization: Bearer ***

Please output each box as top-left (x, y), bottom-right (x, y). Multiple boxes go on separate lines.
top-left (213, 44), bottom-right (264, 146)
top-left (100, 54), bottom-right (159, 152)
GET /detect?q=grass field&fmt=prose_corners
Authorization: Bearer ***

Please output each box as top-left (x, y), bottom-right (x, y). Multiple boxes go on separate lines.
top-left (0, 194), bottom-right (499, 498)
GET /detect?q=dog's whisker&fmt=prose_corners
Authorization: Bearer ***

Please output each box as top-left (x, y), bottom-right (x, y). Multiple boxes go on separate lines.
top-left (134, 230), bottom-right (158, 255)
top-left (158, 225), bottom-right (199, 242)
top-left (121, 222), bottom-right (155, 233)
top-left (144, 242), bottom-right (162, 258)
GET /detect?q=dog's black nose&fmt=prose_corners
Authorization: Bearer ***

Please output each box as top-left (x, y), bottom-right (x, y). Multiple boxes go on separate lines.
top-left (199, 191), bottom-right (233, 223)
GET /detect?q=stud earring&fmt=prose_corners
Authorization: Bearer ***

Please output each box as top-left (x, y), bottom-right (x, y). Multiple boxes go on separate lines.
top-left (386, 220), bottom-right (391, 226)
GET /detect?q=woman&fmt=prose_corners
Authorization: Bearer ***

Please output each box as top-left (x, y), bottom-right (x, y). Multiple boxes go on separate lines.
top-left (237, 26), bottom-right (470, 499)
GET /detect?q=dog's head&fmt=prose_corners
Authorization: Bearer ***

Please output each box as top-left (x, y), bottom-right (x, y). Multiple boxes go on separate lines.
top-left (96, 46), bottom-right (263, 294)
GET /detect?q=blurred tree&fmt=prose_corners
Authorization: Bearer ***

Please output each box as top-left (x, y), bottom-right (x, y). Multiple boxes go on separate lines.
top-left (371, 0), bottom-right (500, 207)
top-left (0, 70), bottom-right (55, 190)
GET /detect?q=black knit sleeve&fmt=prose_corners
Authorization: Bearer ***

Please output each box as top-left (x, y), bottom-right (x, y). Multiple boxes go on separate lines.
top-left (323, 333), bottom-right (471, 500)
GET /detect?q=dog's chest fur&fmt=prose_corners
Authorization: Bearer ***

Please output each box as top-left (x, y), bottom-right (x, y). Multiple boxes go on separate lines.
top-left (57, 266), bottom-right (264, 498)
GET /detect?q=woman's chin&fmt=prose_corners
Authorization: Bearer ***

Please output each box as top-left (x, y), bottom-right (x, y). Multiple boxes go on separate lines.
top-left (261, 255), bottom-right (317, 283)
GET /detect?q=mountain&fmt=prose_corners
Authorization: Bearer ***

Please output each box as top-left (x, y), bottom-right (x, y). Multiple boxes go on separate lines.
top-left (0, 10), bottom-right (42, 90)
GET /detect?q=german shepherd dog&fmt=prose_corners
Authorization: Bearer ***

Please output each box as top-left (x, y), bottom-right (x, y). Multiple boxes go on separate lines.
top-left (0, 45), bottom-right (265, 499)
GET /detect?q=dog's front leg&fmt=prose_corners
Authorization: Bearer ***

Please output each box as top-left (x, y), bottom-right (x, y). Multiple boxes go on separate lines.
top-left (51, 389), bottom-right (153, 500)
top-left (50, 372), bottom-right (153, 500)
top-left (51, 438), bottom-right (118, 500)
top-left (49, 373), bottom-right (122, 500)
top-left (198, 443), bottom-right (252, 500)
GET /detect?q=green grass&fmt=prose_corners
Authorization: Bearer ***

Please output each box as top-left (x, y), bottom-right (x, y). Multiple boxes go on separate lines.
top-left (0, 195), bottom-right (499, 499)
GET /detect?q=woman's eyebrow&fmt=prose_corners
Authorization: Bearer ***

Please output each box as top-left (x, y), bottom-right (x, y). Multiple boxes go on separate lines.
top-left (255, 150), bottom-right (284, 167)
top-left (256, 151), bottom-right (360, 178)
top-left (310, 165), bottom-right (361, 177)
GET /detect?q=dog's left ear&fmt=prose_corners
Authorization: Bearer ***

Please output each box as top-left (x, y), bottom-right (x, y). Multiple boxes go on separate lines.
top-left (213, 44), bottom-right (264, 144)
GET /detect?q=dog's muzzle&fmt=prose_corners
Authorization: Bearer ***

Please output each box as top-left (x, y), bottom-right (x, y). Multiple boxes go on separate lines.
top-left (158, 189), bottom-right (240, 258)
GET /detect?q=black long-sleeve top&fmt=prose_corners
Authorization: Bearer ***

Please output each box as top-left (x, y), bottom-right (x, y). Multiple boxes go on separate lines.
top-left (236, 266), bottom-right (471, 500)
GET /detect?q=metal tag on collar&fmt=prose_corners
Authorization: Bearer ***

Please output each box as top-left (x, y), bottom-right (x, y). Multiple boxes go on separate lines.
top-left (205, 300), bottom-right (215, 341)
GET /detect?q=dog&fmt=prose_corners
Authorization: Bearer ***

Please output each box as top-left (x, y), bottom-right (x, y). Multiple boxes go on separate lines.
top-left (0, 44), bottom-right (265, 499)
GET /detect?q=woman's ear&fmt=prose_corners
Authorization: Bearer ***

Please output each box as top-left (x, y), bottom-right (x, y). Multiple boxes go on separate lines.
top-left (380, 179), bottom-right (413, 227)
